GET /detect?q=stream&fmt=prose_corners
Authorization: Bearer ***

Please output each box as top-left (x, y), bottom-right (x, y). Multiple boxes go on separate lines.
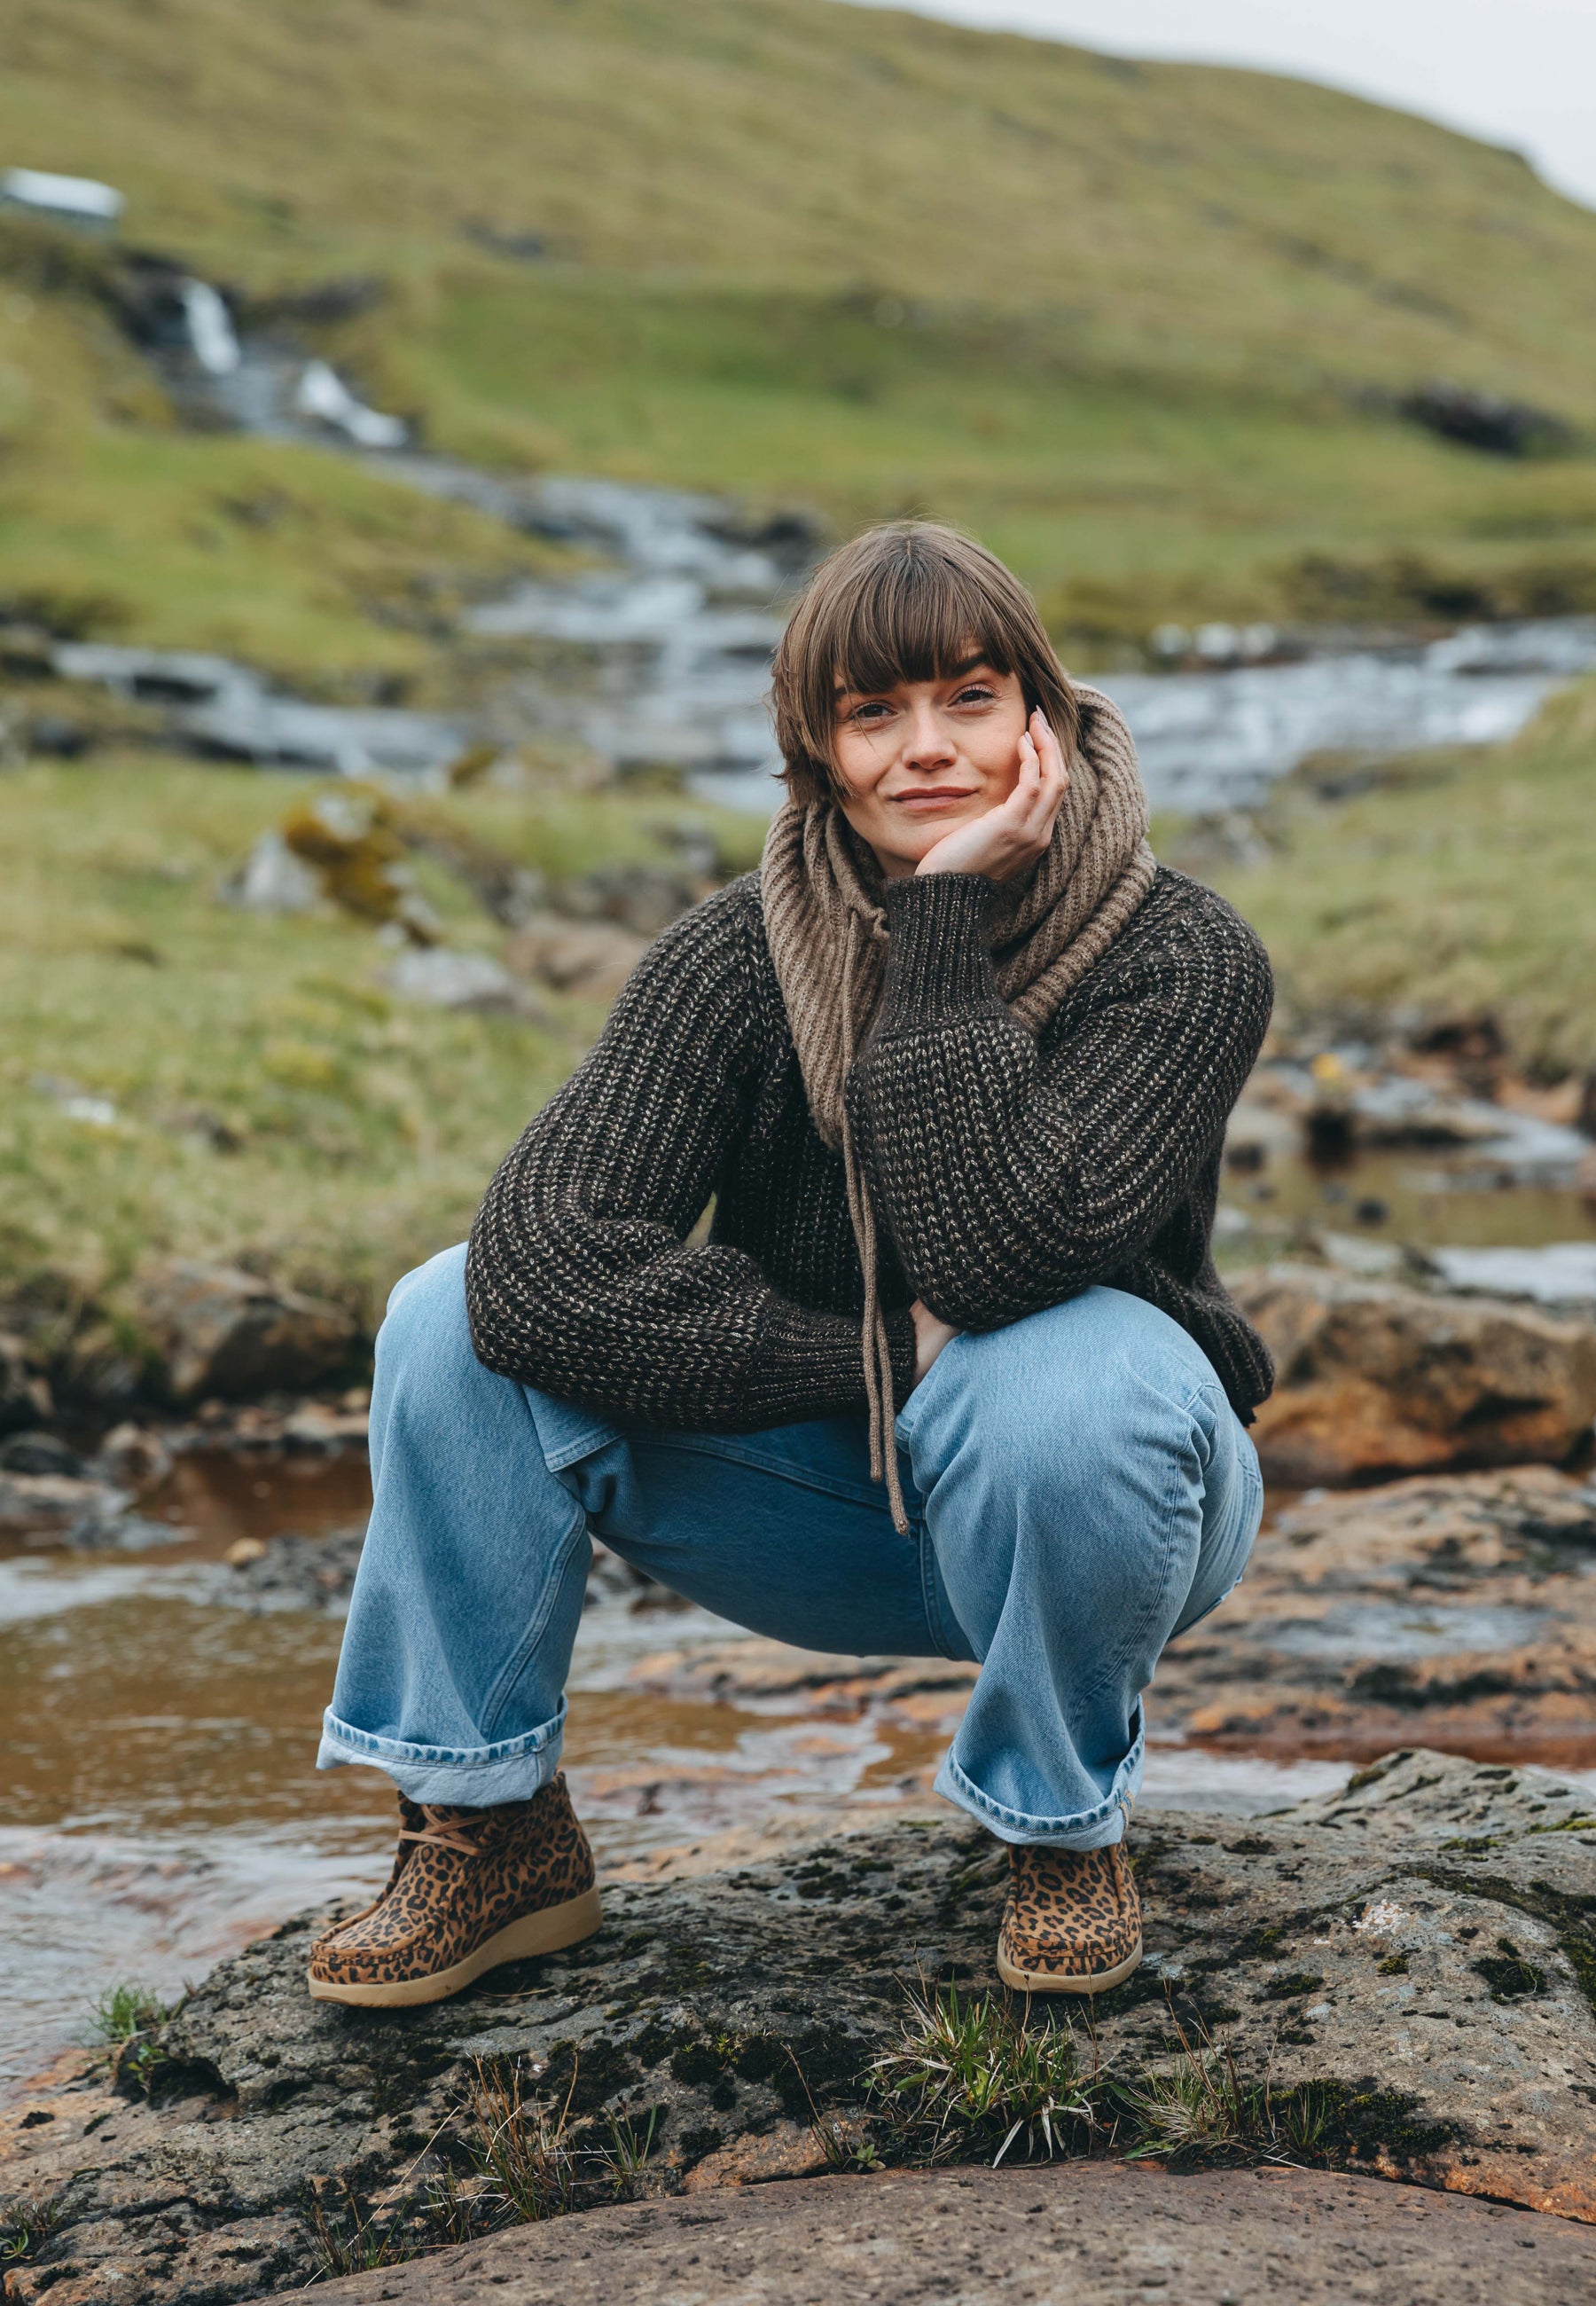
top-left (39, 280), bottom-right (1596, 808)
top-left (7, 284), bottom-right (1596, 2103)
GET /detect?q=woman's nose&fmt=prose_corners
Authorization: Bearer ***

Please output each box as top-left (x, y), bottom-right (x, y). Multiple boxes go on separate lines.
top-left (902, 702), bottom-right (956, 767)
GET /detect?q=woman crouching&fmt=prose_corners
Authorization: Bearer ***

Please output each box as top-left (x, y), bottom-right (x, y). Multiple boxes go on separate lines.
top-left (309, 522), bottom-right (1272, 2007)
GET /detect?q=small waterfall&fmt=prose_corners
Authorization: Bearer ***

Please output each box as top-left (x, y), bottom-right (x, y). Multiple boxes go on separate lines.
top-left (293, 358), bottom-right (407, 449)
top-left (177, 279), bottom-right (241, 377)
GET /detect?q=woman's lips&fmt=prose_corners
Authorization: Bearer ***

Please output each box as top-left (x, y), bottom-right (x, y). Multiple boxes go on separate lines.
top-left (890, 788), bottom-right (977, 814)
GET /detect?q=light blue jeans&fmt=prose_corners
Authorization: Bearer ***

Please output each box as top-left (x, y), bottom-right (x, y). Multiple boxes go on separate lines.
top-left (318, 1244), bottom-right (1263, 1848)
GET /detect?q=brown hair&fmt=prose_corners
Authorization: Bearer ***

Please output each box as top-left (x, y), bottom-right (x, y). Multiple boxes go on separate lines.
top-left (770, 521), bottom-right (1080, 805)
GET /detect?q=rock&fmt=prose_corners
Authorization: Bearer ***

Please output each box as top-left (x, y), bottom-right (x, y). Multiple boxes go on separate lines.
top-left (1420, 1243), bottom-right (1596, 1311)
top-left (305, 2163), bottom-right (1596, 2306)
top-left (0, 1431), bottom-right (85, 1479)
top-left (553, 861), bottom-right (707, 938)
top-left (0, 1331), bottom-right (53, 1435)
top-left (1156, 1463), bottom-right (1596, 1763)
top-left (1398, 381), bottom-right (1575, 459)
top-left (25, 713), bottom-right (90, 759)
top-left (280, 787), bottom-right (442, 944)
top-left (134, 1259), bottom-right (359, 1404)
top-left (0, 1470), bottom-right (129, 1539)
top-left (93, 1419), bottom-right (174, 1489)
top-left (4, 1752), bottom-right (1594, 2302)
top-left (1231, 1264), bottom-right (1596, 1485)
top-left (215, 1525), bottom-right (366, 1612)
top-left (381, 946), bottom-right (523, 1012)
top-left (204, 1529), bottom-right (662, 1617)
top-left (678, 2120), bottom-right (829, 2192)
top-left (505, 916), bottom-right (649, 1000)
top-left (215, 829), bottom-right (323, 916)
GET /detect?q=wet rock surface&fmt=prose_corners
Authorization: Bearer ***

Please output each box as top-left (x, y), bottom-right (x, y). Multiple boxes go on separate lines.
top-left (1232, 1265), bottom-right (1596, 1485)
top-left (4, 1752), bottom-right (1594, 2302)
top-left (1157, 1465), bottom-right (1596, 1766)
top-left (308, 2162), bottom-right (1596, 2306)
top-left (134, 1261), bottom-right (361, 1404)
top-left (208, 1529), bottom-right (658, 1617)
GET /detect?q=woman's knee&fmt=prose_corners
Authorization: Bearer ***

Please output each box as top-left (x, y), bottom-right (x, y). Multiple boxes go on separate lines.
top-left (920, 1288), bottom-right (1210, 1492)
top-left (373, 1243), bottom-right (476, 1399)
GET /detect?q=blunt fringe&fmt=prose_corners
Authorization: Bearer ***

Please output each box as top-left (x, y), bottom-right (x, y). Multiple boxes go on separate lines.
top-left (771, 522), bottom-right (1080, 805)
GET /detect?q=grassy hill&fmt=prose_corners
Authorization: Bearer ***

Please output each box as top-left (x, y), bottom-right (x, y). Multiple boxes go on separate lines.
top-left (4, 0), bottom-right (1596, 664)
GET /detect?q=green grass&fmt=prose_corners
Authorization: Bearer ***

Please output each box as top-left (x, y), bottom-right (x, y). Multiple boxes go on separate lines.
top-left (90, 1980), bottom-right (173, 2092)
top-left (3, 0), bottom-right (1596, 663)
top-left (866, 1976), bottom-right (1100, 2164)
top-left (1206, 676), bottom-right (1596, 1078)
top-left (0, 752), bottom-right (763, 1326)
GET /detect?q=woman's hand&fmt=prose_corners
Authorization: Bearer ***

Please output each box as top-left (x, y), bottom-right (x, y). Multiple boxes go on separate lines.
top-left (909, 1298), bottom-right (959, 1388)
top-left (912, 709), bottom-right (1068, 883)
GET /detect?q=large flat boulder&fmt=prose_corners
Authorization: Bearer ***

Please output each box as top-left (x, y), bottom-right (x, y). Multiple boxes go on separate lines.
top-left (1155, 1464), bottom-right (1596, 1765)
top-left (307, 2161), bottom-right (1596, 2306)
top-left (4, 1753), bottom-right (1594, 2302)
top-left (1231, 1264), bottom-right (1596, 1485)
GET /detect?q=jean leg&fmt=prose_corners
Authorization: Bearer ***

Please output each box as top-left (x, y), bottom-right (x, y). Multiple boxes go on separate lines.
top-left (567, 1421), bottom-right (962, 1660)
top-left (319, 1247), bottom-right (963, 1804)
top-left (317, 1243), bottom-right (591, 1804)
top-left (896, 1287), bottom-right (1264, 1850)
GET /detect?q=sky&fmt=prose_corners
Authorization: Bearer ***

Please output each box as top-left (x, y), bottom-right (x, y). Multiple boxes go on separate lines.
top-left (842, 0), bottom-right (1596, 209)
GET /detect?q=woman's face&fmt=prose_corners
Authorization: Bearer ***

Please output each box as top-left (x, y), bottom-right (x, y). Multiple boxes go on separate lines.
top-left (830, 655), bottom-right (1029, 878)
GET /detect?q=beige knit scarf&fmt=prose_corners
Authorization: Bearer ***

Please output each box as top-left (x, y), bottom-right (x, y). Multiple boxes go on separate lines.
top-left (760, 686), bottom-right (1157, 1532)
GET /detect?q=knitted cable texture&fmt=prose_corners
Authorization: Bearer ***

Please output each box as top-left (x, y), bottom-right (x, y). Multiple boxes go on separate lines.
top-left (466, 867), bottom-right (1277, 1470)
top-left (760, 686), bottom-right (1160, 1526)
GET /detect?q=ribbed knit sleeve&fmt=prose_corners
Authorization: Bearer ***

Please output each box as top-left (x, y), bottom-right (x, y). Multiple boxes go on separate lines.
top-left (848, 868), bottom-right (1274, 1333)
top-left (466, 883), bottom-right (890, 1431)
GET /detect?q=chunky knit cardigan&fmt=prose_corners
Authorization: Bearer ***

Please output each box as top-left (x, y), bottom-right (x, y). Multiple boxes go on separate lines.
top-left (466, 865), bottom-right (1276, 1435)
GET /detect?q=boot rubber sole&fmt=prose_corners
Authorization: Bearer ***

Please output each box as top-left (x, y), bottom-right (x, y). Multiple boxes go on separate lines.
top-left (307, 1885), bottom-right (602, 2008)
top-left (996, 1933), bottom-right (1142, 1996)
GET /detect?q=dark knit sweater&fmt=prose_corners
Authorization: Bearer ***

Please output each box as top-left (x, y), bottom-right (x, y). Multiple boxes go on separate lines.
top-left (466, 866), bottom-right (1275, 1432)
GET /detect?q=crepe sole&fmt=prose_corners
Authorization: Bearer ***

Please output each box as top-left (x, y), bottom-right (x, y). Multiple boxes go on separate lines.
top-left (307, 1885), bottom-right (603, 2008)
top-left (996, 1933), bottom-right (1142, 1995)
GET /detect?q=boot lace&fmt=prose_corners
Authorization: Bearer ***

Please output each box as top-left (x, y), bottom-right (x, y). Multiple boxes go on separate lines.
top-left (398, 1804), bottom-right (483, 1859)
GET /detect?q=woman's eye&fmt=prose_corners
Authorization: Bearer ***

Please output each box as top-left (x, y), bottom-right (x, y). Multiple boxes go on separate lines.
top-left (953, 686), bottom-right (995, 705)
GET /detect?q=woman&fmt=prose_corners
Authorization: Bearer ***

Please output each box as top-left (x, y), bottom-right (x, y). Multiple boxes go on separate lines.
top-left (309, 522), bottom-right (1272, 2010)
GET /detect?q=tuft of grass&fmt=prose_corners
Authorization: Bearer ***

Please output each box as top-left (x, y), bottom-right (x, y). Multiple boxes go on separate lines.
top-left (1118, 2013), bottom-right (1331, 2169)
top-left (91, 1980), bottom-right (173, 2093)
top-left (306, 2181), bottom-right (419, 2281)
top-left (1, 2192), bottom-right (63, 2266)
top-left (1118, 2027), bottom-right (1253, 2163)
top-left (866, 1978), bottom-right (1102, 2168)
top-left (463, 2056), bottom-right (577, 2224)
top-left (598, 2106), bottom-right (661, 2198)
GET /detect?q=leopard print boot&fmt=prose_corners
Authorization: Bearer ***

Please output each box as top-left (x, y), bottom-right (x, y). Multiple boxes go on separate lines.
top-left (307, 1773), bottom-right (600, 2008)
top-left (996, 1839), bottom-right (1142, 1995)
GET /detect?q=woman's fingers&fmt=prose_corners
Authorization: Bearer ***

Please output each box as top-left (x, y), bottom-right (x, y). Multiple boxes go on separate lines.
top-left (1031, 711), bottom-right (1070, 797)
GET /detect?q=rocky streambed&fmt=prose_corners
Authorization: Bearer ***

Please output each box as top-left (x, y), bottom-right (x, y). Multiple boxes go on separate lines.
top-left (2, 1750), bottom-right (1594, 2303)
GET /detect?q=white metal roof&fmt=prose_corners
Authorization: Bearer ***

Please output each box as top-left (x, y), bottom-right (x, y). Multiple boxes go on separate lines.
top-left (1, 167), bottom-right (125, 221)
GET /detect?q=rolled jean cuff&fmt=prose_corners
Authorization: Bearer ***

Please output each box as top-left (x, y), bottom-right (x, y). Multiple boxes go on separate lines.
top-left (934, 1721), bottom-right (1143, 1851)
top-left (315, 1697), bottom-right (567, 1806)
